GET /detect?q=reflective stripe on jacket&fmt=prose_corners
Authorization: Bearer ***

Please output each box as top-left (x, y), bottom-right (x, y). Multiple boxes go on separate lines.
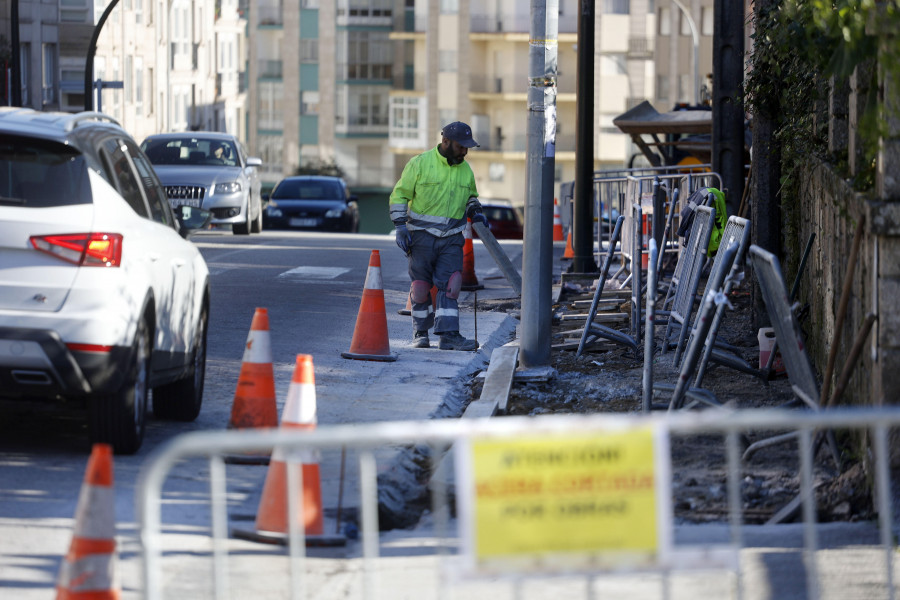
top-left (389, 146), bottom-right (478, 238)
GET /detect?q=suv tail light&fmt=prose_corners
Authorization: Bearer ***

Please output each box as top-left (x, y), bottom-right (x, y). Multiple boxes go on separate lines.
top-left (30, 233), bottom-right (124, 267)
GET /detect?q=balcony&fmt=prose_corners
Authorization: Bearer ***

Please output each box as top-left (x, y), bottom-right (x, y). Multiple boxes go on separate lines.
top-left (258, 60), bottom-right (283, 79)
top-left (258, 6), bottom-right (283, 26)
top-left (628, 37), bottom-right (654, 59)
top-left (470, 14), bottom-right (577, 34)
top-left (470, 75), bottom-right (527, 95)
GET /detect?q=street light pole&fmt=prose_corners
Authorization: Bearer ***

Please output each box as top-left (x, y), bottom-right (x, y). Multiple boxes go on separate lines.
top-left (520, 0), bottom-right (558, 370)
top-left (84, 0), bottom-right (121, 111)
top-left (670, 0), bottom-right (699, 105)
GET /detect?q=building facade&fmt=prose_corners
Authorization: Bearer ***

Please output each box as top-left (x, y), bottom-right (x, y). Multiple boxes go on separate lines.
top-left (1, 0), bottom-right (247, 145)
top-left (387, 0), bottom-right (657, 207)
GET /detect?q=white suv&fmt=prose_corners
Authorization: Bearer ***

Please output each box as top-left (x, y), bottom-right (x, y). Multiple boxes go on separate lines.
top-left (0, 108), bottom-right (211, 454)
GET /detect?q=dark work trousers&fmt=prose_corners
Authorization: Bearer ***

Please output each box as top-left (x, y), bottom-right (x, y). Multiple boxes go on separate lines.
top-left (407, 229), bottom-right (464, 335)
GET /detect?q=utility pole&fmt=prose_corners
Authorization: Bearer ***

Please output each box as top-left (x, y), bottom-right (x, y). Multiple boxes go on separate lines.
top-left (571, 0), bottom-right (597, 274)
top-left (713, 0), bottom-right (745, 216)
top-left (520, 0), bottom-right (558, 370)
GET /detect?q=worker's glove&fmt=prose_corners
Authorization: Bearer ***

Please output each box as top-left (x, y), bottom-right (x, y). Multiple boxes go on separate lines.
top-left (395, 224), bottom-right (412, 255)
top-left (470, 212), bottom-right (489, 228)
top-left (465, 196), bottom-right (482, 218)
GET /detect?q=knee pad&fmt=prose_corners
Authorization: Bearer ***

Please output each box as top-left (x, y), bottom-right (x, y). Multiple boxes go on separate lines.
top-left (410, 280), bottom-right (431, 304)
top-left (446, 271), bottom-right (462, 300)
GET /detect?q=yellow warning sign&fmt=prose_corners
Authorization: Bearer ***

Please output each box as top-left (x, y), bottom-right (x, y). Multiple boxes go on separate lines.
top-left (460, 424), bottom-right (670, 572)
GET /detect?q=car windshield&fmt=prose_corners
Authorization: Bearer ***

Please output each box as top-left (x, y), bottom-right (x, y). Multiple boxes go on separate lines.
top-left (0, 136), bottom-right (92, 207)
top-left (142, 138), bottom-right (239, 167)
top-left (272, 179), bottom-right (344, 200)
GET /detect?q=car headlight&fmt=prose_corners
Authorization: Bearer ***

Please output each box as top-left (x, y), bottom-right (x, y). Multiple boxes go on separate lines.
top-left (267, 207), bottom-right (283, 218)
top-left (214, 181), bottom-right (242, 194)
top-left (325, 208), bottom-right (343, 218)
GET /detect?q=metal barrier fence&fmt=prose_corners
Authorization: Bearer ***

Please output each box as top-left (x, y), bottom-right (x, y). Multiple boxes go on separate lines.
top-left (137, 408), bottom-right (900, 600)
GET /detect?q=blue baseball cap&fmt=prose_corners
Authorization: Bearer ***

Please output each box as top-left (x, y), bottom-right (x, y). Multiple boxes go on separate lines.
top-left (441, 121), bottom-right (480, 148)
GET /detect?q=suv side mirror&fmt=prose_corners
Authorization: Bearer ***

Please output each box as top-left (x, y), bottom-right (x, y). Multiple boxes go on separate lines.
top-left (176, 205), bottom-right (212, 238)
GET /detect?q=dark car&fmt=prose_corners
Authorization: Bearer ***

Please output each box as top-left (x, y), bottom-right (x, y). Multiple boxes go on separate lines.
top-left (475, 200), bottom-right (524, 240)
top-left (263, 175), bottom-right (360, 232)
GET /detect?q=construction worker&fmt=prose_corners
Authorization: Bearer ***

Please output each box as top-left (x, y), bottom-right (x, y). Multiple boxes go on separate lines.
top-left (390, 121), bottom-right (489, 350)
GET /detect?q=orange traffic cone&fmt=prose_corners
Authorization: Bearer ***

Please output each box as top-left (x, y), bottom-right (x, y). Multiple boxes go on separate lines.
top-left (553, 199), bottom-right (564, 241)
top-left (229, 308), bottom-right (279, 430)
top-left (342, 250), bottom-right (398, 361)
top-left (56, 443), bottom-right (119, 600)
top-left (461, 220), bottom-right (484, 291)
top-left (232, 355), bottom-right (345, 547)
top-left (226, 308), bottom-right (279, 464)
top-left (562, 228), bottom-right (575, 259)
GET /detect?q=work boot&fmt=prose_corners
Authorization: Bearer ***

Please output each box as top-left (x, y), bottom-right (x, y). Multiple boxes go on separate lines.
top-left (438, 331), bottom-right (477, 351)
top-left (413, 330), bottom-right (430, 348)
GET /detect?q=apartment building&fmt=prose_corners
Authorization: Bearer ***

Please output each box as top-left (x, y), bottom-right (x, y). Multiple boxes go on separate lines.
top-left (387, 0), bottom-right (657, 206)
top-left (1, 0), bottom-right (247, 144)
top-left (654, 0), bottom-right (714, 109)
top-left (248, 0), bottom-right (396, 194)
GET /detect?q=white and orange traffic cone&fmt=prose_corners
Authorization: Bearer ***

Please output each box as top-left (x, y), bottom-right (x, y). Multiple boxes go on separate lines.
top-left (553, 198), bottom-right (564, 241)
top-left (461, 220), bottom-right (484, 291)
top-left (226, 307), bottom-right (279, 464)
top-left (232, 355), bottom-right (345, 547)
top-left (341, 250), bottom-right (398, 361)
top-left (56, 443), bottom-right (119, 600)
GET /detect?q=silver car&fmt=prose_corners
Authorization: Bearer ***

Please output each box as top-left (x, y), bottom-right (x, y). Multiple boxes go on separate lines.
top-left (141, 132), bottom-right (263, 235)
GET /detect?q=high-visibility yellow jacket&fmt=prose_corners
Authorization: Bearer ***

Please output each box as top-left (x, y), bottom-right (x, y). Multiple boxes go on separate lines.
top-left (389, 146), bottom-right (479, 237)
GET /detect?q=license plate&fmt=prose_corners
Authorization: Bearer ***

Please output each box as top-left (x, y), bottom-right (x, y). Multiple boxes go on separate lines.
top-left (289, 218), bottom-right (318, 227)
top-left (170, 198), bottom-right (202, 209)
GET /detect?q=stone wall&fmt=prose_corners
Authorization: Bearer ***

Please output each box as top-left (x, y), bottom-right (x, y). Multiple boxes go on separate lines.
top-left (797, 160), bottom-right (900, 411)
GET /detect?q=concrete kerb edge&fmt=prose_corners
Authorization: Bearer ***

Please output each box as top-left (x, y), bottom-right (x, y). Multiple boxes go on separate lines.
top-left (374, 314), bottom-right (519, 530)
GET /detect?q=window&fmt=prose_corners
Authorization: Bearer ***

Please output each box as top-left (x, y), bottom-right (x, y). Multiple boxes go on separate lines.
top-left (60, 0), bottom-right (89, 22)
top-left (489, 162), bottom-right (505, 182)
top-left (257, 134), bottom-right (283, 173)
top-left (135, 0), bottom-right (143, 24)
top-left (135, 57), bottom-right (144, 113)
top-left (42, 44), bottom-right (57, 105)
top-left (701, 7), bottom-right (714, 36)
top-left (337, 0), bottom-right (391, 18)
top-left (258, 81), bottom-right (284, 129)
top-left (602, 0), bottom-right (629, 14)
top-left (125, 55), bottom-right (132, 103)
top-left (439, 50), bottom-right (456, 73)
top-left (680, 10), bottom-right (694, 36)
top-left (301, 91), bottom-right (319, 115)
top-left (340, 31), bottom-right (392, 80)
top-left (126, 140), bottom-right (171, 226)
top-left (390, 95), bottom-right (420, 140)
top-left (600, 54), bottom-right (628, 76)
top-left (300, 39), bottom-right (319, 63)
top-left (347, 87), bottom-right (387, 126)
top-left (101, 138), bottom-right (148, 217)
top-left (656, 75), bottom-right (669, 102)
top-left (440, 0), bottom-right (458, 14)
top-left (20, 44), bottom-right (30, 105)
top-left (658, 7), bottom-right (671, 35)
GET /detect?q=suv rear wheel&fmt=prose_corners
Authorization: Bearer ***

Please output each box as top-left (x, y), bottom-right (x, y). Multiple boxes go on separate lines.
top-left (88, 317), bottom-right (150, 454)
top-left (153, 303), bottom-right (207, 421)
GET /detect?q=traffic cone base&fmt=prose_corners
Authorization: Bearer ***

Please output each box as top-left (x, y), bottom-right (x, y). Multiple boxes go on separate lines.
top-left (56, 444), bottom-right (120, 600)
top-left (232, 356), bottom-right (346, 548)
top-left (343, 250), bottom-right (398, 361)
